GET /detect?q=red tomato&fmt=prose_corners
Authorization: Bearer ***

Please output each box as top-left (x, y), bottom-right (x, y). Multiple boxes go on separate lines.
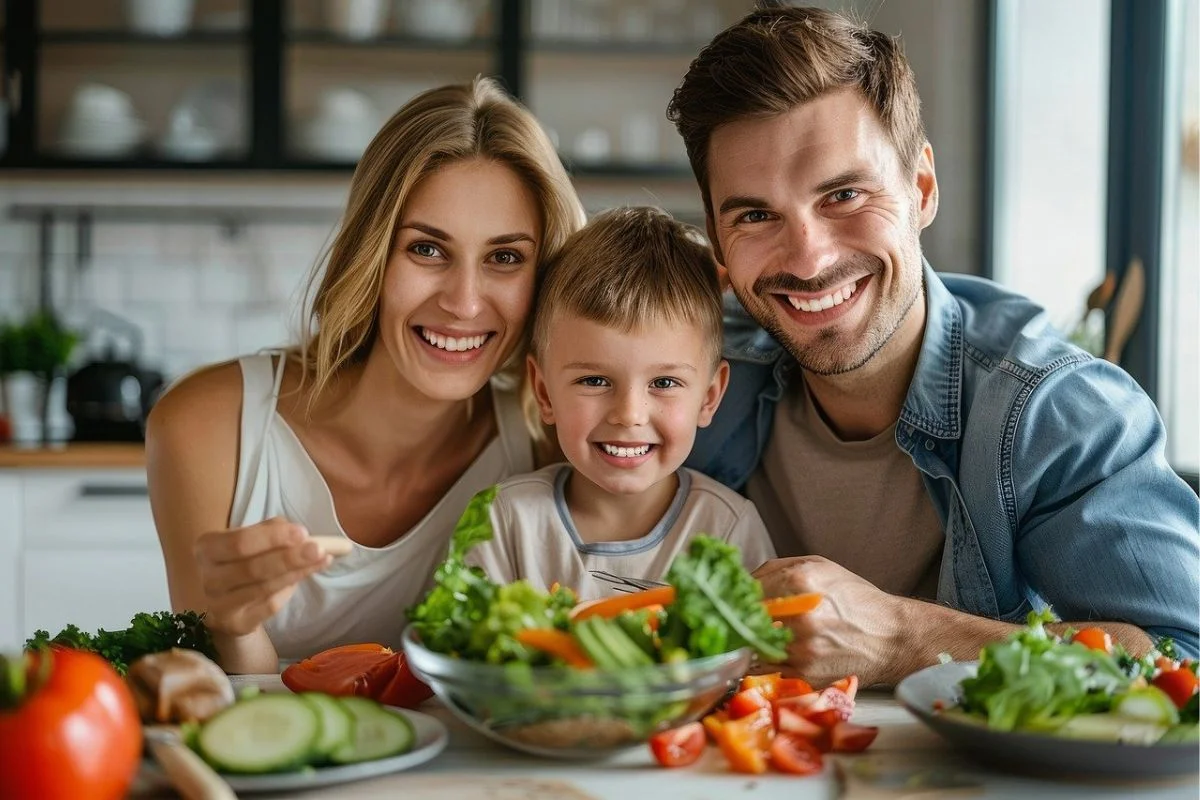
top-left (776, 677), bottom-right (814, 699)
top-left (830, 721), bottom-right (879, 752)
top-left (727, 687), bottom-right (772, 719)
top-left (0, 648), bottom-right (143, 800)
top-left (769, 732), bottom-right (824, 775)
top-left (1071, 627), bottom-right (1112, 653)
top-left (776, 706), bottom-right (831, 752)
top-left (1151, 668), bottom-right (1199, 709)
top-left (281, 644), bottom-right (433, 708)
top-left (829, 675), bottom-right (859, 701)
top-left (648, 722), bottom-right (707, 768)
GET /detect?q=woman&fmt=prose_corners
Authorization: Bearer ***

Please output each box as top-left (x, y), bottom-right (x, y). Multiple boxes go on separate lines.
top-left (146, 78), bottom-right (586, 674)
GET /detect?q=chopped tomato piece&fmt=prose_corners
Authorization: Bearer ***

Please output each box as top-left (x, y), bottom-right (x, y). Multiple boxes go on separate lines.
top-left (281, 644), bottom-right (432, 708)
top-left (776, 707), bottom-right (831, 752)
top-left (829, 675), bottom-right (859, 702)
top-left (702, 711), bottom-right (727, 742)
top-left (715, 710), bottom-right (772, 775)
top-left (830, 721), bottom-right (879, 753)
top-left (776, 677), bottom-right (814, 699)
top-left (739, 672), bottom-right (781, 702)
top-left (769, 732), bottom-right (824, 775)
top-left (727, 687), bottom-right (772, 719)
top-left (1071, 627), bottom-right (1113, 653)
top-left (649, 722), bottom-right (707, 768)
top-left (778, 687), bottom-right (855, 728)
top-left (1151, 668), bottom-right (1199, 709)
top-left (1156, 656), bottom-right (1181, 673)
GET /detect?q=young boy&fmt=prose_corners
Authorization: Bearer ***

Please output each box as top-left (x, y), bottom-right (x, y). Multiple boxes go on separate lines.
top-left (467, 206), bottom-right (775, 600)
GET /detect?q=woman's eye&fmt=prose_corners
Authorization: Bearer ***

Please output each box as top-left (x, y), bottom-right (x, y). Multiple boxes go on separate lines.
top-left (491, 249), bottom-right (524, 266)
top-left (738, 209), bottom-right (771, 224)
top-left (410, 242), bottom-right (441, 259)
top-left (832, 188), bottom-right (860, 203)
top-left (650, 377), bottom-right (681, 390)
top-left (577, 376), bottom-right (609, 388)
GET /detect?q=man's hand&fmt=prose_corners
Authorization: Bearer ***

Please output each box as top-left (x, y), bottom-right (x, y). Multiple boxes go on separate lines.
top-left (754, 556), bottom-right (917, 687)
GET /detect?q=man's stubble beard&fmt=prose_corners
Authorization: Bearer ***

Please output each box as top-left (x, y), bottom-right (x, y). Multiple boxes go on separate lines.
top-left (733, 238), bottom-right (924, 377)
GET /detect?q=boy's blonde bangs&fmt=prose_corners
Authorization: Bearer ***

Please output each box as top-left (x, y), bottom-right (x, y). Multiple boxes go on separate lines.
top-left (293, 77), bottom-right (586, 409)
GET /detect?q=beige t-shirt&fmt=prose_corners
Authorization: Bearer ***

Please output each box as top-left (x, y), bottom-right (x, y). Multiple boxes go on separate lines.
top-left (746, 377), bottom-right (944, 600)
top-left (468, 464), bottom-right (776, 601)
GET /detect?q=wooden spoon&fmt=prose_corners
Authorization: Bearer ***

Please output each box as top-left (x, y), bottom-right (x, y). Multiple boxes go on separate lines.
top-left (144, 725), bottom-right (238, 800)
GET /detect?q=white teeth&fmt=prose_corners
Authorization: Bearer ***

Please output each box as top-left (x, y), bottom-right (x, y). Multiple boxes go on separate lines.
top-left (420, 328), bottom-right (488, 352)
top-left (601, 443), bottom-right (651, 458)
top-left (787, 281), bottom-right (858, 312)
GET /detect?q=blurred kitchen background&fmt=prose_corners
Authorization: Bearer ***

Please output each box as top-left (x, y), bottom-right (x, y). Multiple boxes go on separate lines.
top-left (0, 0), bottom-right (1195, 643)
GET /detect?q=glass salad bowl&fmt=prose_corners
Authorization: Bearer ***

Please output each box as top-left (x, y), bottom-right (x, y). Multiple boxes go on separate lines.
top-left (400, 624), bottom-right (750, 759)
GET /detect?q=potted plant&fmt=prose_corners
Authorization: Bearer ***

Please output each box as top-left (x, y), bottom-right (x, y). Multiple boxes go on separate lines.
top-left (0, 313), bottom-right (79, 445)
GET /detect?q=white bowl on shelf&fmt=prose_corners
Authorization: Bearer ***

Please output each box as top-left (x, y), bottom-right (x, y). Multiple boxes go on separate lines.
top-left (325, 0), bottom-right (389, 40)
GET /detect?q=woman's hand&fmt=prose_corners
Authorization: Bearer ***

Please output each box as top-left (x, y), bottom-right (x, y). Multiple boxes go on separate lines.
top-left (193, 517), bottom-right (333, 637)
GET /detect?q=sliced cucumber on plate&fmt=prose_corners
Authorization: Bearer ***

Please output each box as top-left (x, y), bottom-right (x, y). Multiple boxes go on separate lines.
top-left (197, 694), bottom-right (322, 774)
top-left (331, 696), bottom-right (416, 764)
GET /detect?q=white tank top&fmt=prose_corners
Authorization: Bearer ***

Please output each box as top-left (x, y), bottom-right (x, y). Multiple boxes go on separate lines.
top-left (228, 352), bottom-right (533, 661)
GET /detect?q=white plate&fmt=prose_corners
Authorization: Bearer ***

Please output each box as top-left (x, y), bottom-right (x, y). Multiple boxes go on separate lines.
top-left (148, 674), bottom-right (448, 793)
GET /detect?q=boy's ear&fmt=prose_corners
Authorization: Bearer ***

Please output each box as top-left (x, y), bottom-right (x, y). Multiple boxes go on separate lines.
top-left (527, 353), bottom-right (556, 425)
top-left (697, 358), bottom-right (730, 428)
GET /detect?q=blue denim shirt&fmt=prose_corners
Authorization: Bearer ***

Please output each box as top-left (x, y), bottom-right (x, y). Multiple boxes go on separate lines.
top-left (687, 263), bottom-right (1200, 656)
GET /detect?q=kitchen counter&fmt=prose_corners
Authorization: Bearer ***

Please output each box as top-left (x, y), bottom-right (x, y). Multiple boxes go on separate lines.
top-left (0, 443), bottom-right (146, 469)
top-left (131, 689), bottom-right (1200, 800)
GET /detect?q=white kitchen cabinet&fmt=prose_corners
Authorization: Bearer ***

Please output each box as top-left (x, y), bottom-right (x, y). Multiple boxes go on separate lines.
top-left (0, 467), bottom-right (170, 648)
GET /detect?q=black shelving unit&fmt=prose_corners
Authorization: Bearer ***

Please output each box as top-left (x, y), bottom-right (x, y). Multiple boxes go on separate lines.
top-left (0, 0), bottom-right (712, 178)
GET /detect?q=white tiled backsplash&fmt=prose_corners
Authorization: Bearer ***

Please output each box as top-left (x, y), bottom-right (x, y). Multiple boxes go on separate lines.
top-left (0, 178), bottom-right (705, 382)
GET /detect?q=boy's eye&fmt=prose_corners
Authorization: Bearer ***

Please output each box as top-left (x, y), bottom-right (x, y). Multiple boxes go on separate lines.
top-left (411, 242), bottom-right (442, 259)
top-left (650, 377), bottom-right (681, 390)
top-left (577, 376), bottom-right (609, 388)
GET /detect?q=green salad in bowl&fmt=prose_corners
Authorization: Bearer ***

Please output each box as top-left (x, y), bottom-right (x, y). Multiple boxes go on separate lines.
top-left (401, 488), bottom-right (813, 759)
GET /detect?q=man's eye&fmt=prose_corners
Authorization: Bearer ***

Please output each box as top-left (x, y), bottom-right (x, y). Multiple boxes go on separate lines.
top-left (577, 376), bottom-right (608, 387)
top-left (738, 210), bottom-right (771, 224)
top-left (832, 189), bottom-right (860, 203)
top-left (411, 242), bottom-right (441, 258)
top-left (650, 377), bottom-right (681, 390)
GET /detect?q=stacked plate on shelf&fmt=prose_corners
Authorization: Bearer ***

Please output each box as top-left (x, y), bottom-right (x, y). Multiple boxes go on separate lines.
top-left (57, 84), bottom-right (145, 158)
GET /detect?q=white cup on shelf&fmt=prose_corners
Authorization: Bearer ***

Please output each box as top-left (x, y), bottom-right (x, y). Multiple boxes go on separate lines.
top-left (125, 0), bottom-right (194, 37)
top-left (325, 0), bottom-right (389, 40)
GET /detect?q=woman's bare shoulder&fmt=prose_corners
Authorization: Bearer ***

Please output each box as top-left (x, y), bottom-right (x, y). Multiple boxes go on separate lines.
top-left (148, 359), bottom-right (244, 436)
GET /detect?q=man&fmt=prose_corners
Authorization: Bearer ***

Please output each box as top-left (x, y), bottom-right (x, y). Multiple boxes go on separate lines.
top-left (671, 6), bottom-right (1200, 686)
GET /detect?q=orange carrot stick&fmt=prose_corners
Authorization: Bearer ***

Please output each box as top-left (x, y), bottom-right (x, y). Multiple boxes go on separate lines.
top-left (568, 586), bottom-right (678, 621)
top-left (762, 593), bottom-right (823, 618)
top-left (515, 628), bottom-right (594, 668)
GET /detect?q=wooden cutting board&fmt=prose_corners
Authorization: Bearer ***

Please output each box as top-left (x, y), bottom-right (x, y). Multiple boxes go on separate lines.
top-left (274, 775), bottom-right (598, 799)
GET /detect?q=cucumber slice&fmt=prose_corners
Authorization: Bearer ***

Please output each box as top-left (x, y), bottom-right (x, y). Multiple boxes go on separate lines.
top-left (330, 696), bottom-right (416, 764)
top-left (1158, 723), bottom-right (1200, 744)
top-left (300, 692), bottom-right (354, 760)
top-left (1057, 713), bottom-right (1167, 745)
top-left (197, 694), bottom-right (320, 774)
top-left (1114, 686), bottom-right (1181, 726)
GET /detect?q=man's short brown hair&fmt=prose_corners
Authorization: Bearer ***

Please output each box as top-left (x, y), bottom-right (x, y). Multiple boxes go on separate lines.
top-left (667, 5), bottom-right (926, 215)
top-left (531, 206), bottom-right (723, 369)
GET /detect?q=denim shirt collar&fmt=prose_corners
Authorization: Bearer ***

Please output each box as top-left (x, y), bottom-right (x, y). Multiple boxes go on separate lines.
top-left (899, 263), bottom-right (963, 441)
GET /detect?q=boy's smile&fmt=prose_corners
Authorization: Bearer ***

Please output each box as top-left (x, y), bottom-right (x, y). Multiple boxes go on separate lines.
top-left (530, 313), bottom-right (728, 506)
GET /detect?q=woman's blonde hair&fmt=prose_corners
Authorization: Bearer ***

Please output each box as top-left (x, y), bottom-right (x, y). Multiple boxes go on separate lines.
top-left (296, 77), bottom-right (585, 406)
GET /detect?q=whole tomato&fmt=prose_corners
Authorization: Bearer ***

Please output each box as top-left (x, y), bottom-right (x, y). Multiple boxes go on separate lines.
top-left (0, 647), bottom-right (143, 800)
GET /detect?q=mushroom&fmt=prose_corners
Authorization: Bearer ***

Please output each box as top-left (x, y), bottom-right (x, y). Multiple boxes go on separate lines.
top-left (126, 648), bottom-right (235, 725)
